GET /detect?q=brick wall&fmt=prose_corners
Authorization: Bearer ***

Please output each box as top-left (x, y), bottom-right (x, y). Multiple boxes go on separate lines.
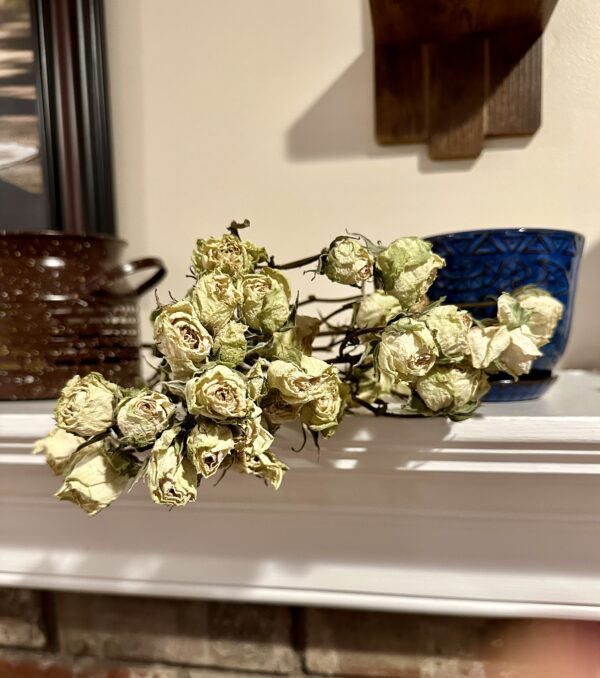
top-left (0, 588), bottom-right (599, 678)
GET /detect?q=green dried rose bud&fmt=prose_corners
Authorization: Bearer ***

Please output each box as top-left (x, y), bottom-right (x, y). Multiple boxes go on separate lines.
top-left (246, 358), bottom-right (269, 400)
top-left (214, 321), bottom-right (248, 367)
top-left (234, 418), bottom-right (288, 490)
top-left (323, 237), bottom-right (373, 286)
top-left (191, 272), bottom-right (240, 333)
top-left (185, 365), bottom-right (251, 421)
top-left (512, 286), bottom-right (564, 345)
top-left (270, 315), bottom-right (321, 361)
top-left (55, 373), bottom-right (119, 437)
top-left (497, 327), bottom-right (542, 378)
top-left (33, 427), bottom-right (84, 475)
top-left (186, 419), bottom-right (233, 478)
top-left (376, 237), bottom-right (445, 309)
top-left (423, 304), bottom-right (473, 361)
top-left (468, 325), bottom-right (511, 369)
top-left (267, 355), bottom-right (333, 405)
top-left (192, 234), bottom-right (267, 277)
top-left (116, 390), bottom-right (176, 448)
top-left (416, 366), bottom-right (489, 415)
top-left (377, 318), bottom-right (438, 384)
top-left (153, 300), bottom-right (212, 379)
top-left (146, 427), bottom-right (197, 507)
top-left (301, 374), bottom-right (348, 438)
top-left (355, 291), bottom-right (402, 329)
top-left (496, 292), bottom-right (528, 329)
top-left (240, 268), bottom-right (291, 334)
top-left (55, 441), bottom-right (132, 515)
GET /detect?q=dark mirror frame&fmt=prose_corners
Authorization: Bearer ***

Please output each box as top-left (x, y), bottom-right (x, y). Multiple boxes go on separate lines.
top-left (30, 0), bottom-right (115, 236)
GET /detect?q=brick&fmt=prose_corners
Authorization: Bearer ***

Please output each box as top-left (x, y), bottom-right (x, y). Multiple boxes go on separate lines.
top-left (55, 592), bottom-right (209, 665)
top-left (0, 657), bottom-right (178, 678)
top-left (55, 593), bottom-right (296, 673)
top-left (208, 601), bottom-right (298, 673)
top-left (0, 589), bottom-right (46, 649)
top-left (303, 608), bottom-right (486, 677)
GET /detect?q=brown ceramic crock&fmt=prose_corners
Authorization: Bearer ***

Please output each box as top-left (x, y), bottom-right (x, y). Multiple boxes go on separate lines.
top-left (0, 231), bottom-right (166, 400)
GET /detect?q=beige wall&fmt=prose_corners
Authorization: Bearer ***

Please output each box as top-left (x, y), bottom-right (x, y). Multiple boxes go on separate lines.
top-left (104, 0), bottom-right (600, 367)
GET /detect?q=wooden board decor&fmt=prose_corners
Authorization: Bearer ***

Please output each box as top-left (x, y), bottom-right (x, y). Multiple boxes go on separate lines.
top-left (369, 0), bottom-right (559, 160)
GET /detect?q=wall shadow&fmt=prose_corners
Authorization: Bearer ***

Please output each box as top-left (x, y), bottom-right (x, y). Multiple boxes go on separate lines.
top-left (561, 239), bottom-right (600, 369)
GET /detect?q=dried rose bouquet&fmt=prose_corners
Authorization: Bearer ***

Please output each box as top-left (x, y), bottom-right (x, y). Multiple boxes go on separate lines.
top-left (34, 222), bottom-right (563, 515)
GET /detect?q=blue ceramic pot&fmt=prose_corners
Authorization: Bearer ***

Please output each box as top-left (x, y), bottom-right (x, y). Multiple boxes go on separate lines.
top-left (426, 228), bottom-right (584, 375)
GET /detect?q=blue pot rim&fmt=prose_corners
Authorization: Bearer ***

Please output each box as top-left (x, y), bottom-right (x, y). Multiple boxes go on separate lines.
top-left (427, 227), bottom-right (585, 244)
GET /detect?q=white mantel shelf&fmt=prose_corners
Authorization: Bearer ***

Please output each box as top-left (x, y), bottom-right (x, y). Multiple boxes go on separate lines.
top-left (2, 370), bottom-right (600, 620)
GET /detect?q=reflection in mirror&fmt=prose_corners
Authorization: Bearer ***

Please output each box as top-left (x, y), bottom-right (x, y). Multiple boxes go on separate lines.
top-left (0, 0), bottom-right (49, 231)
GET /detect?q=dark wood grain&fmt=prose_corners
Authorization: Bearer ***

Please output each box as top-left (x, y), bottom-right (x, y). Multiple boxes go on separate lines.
top-left (487, 31), bottom-right (542, 136)
top-left (374, 43), bottom-right (427, 144)
top-left (429, 38), bottom-right (485, 160)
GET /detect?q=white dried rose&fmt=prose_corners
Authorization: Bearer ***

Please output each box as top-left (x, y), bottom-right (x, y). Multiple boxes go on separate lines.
top-left (376, 237), bottom-right (445, 309)
top-left (423, 305), bottom-right (472, 361)
top-left (186, 419), bottom-right (233, 478)
top-left (33, 427), bottom-right (84, 475)
top-left (513, 287), bottom-right (564, 345)
top-left (116, 390), bottom-right (176, 448)
top-left (468, 325), bottom-right (511, 369)
top-left (55, 442), bottom-right (131, 515)
top-left (55, 373), bottom-right (119, 437)
top-left (262, 394), bottom-right (303, 426)
top-left (240, 268), bottom-right (291, 334)
top-left (185, 365), bottom-right (250, 421)
top-left (497, 327), bottom-right (543, 378)
top-left (301, 375), bottom-right (347, 438)
top-left (270, 315), bottom-right (321, 360)
top-left (234, 418), bottom-right (288, 490)
top-left (213, 321), bottom-right (248, 367)
top-left (191, 234), bottom-right (267, 277)
top-left (355, 291), bottom-right (403, 330)
top-left (267, 355), bottom-right (333, 405)
top-left (377, 319), bottom-right (438, 384)
top-left (146, 428), bottom-right (197, 507)
top-left (416, 366), bottom-right (489, 414)
top-left (191, 272), bottom-right (240, 333)
top-left (153, 300), bottom-right (212, 379)
top-left (323, 237), bottom-right (373, 286)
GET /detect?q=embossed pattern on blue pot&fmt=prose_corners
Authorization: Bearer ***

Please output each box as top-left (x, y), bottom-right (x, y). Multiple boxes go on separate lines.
top-left (426, 228), bottom-right (584, 373)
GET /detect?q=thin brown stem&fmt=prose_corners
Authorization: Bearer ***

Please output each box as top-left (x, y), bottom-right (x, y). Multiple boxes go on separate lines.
top-left (298, 294), bottom-right (362, 307)
top-left (268, 253), bottom-right (321, 270)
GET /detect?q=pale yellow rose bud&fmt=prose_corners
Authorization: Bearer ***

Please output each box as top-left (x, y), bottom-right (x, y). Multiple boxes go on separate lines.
top-left (55, 442), bottom-right (132, 515)
top-left (416, 366), bottom-right (489, 415)
top-left (376, 237), bottom-right (444, 309)
top-left (116, 390), bottom-right (176, 448)
top-left (240, 268), bottom-right (291, 334)
top-left (496, 292), bottom-right (527, 328)
top-left (513, 286), bottom-right (564, 346)
top-left (323, 237), bottom-right (373, 286)
top-left (146, 428), bottom-right (197, 507)
top-left (270, 315), bottom-right (321, 360)
top-left (153, 300), bottom-right (212, 379)
top-left (191, 272), bottom-right (240, 333)
top-left (423, 304), bottom-right (472, 361)
top-left (377, 319), bottom-right (438, 384)
top-left (301, 375), bottom-right (347, 438)
top-left (214, 321), bottom-right (248, 367)
top-left (468, 325), bottom-right (511, 369)
top-left (262, 393), bottom-right (303, 426)
top-left (497, 327), bottom-right (543, 378)
top-left (191, 234), bottom-right (267, 277)
top-left (186, 419), bottom-right (233, 478)
top-left (33, 427), bottom-right (84, 475)
top-left (246, 358), bottom-right (269, 400)
top-left (267, 355), bottom-right (333, 405)
top-left (185, 365), bottom-right (250, 421)
top-left (234, 418), bottom-right (288, 490)
top-left (55, 373), bottom-right (119, 437)
top-left (355, 291), bottom-right (402, 330)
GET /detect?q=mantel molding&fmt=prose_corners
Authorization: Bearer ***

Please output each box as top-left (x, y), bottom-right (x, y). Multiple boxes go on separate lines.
top-left (2, 370), bottom-right (600, 619)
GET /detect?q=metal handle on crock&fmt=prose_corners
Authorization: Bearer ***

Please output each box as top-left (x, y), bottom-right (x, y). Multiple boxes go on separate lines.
top-left (88, 258), bottom-right (167, 298)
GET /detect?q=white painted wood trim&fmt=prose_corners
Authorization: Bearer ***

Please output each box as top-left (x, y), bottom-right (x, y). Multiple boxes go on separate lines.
top-left (2, 370), bottom-right (600, 619)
